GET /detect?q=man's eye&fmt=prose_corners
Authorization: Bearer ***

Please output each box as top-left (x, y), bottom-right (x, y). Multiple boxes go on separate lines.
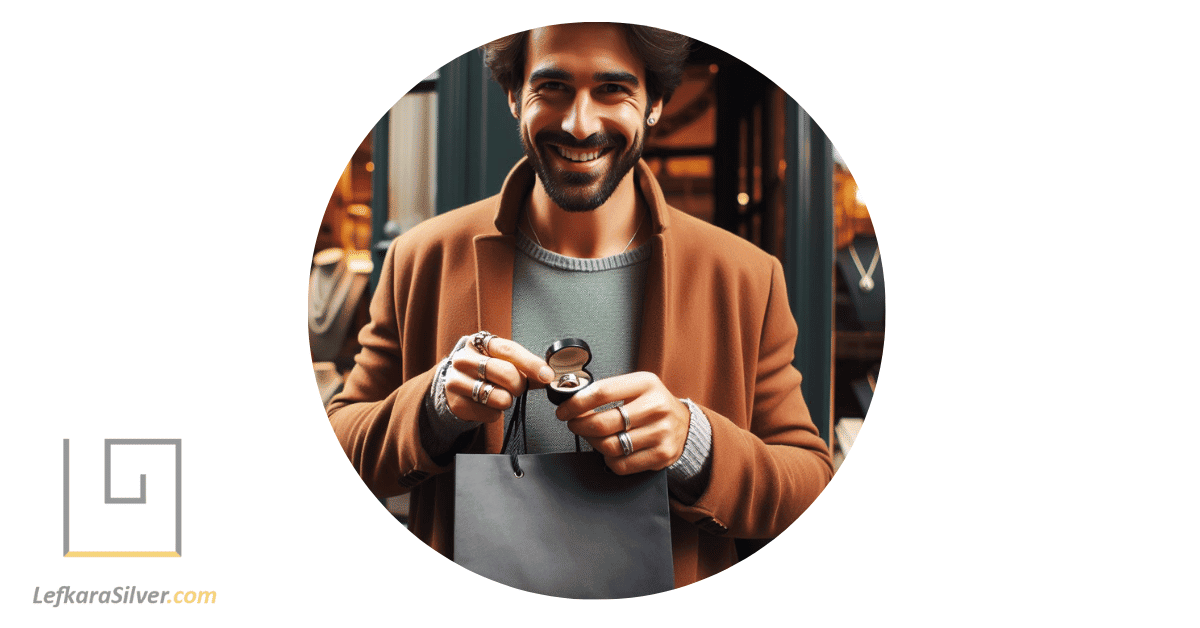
top-left (539, 81), bottom-right (566, 91)
top-left (600, 84), bottom-right (627, 94)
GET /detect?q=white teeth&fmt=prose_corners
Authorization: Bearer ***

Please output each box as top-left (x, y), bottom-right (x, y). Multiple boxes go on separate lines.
top-left (555, 146), bottom-right (601, 162)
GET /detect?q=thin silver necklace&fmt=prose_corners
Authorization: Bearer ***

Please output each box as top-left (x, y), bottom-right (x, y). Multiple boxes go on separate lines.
top-left (848, 242), bottom-right (881, 292)
top-left (525, 207), bottom-right (645, 255)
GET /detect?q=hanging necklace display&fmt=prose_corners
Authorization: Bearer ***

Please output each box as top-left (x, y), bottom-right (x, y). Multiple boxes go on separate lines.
top-left (526, 207), bottom-right (644, 255)
top-left (309, 248), bottom-right (372, 363)
top-left (847, 243), bottom-right (881, 292)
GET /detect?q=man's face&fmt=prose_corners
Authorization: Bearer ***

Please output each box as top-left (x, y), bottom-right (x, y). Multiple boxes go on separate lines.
top-left (510, 23), bottom-right (664, 212)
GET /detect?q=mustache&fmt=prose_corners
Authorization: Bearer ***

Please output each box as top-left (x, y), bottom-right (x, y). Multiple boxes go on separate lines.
top-left (534, 130), bottom-right (626, 150)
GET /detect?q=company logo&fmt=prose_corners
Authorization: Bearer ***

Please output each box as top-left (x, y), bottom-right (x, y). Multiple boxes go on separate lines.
top-left (62, 439), bottom-right (182, 557)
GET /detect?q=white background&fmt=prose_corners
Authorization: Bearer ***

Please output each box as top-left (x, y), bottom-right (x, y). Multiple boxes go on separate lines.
top-left (3, 1), bottom-right (1198, 626)
top-left (69, 441), bottom-right (178, 552)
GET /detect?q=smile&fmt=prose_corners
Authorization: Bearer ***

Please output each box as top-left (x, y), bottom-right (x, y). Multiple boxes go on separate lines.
top-left (552, 145), bottom-right (609, 163)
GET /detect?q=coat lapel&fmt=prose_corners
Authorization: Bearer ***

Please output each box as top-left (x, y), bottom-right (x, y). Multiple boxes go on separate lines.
top-left (635, 161), bottom-right (672, 379)
top-left (473, 234), bottom-right (516, 451)
top-left (470, 159), bottom-right (533, 452)
top-left (636, 234), bottom-right (669, 379)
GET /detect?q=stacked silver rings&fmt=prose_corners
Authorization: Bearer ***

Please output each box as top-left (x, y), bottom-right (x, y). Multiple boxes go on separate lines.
top-left (616, 405), bottom-right (634, 455)
top-left (469, 333), bottom-right (496, 406)
top-left (471, 378), bottom-right (495, 405)
top-left (617, 431), bottom-right (634, 456)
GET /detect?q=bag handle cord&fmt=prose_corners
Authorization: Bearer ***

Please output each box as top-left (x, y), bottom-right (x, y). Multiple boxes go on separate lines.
top-left (500, 391), bottom-right (582, 478)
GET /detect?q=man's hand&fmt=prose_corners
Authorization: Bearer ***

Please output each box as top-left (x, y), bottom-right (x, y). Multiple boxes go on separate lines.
top-left (445, 334), bottom-right (555, 423)
top-left (555, 372), bottom-right (691, 475)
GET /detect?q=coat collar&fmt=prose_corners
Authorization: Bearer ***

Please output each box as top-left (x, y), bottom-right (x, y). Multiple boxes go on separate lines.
top-left (490, 157), bottom-right (673, 237)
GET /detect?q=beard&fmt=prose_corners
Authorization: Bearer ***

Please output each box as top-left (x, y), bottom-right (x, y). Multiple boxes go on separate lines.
top-left (521, 125), bottom-right (645, 213)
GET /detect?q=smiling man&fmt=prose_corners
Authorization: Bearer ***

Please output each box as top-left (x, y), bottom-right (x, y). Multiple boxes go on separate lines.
top-left (513, 26), bottom-right (655, 217)
top-left (327, 22), bottom-right (833, 590)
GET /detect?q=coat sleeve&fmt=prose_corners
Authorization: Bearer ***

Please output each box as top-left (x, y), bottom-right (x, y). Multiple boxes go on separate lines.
top-left (325, 239), bottom-right (461, 499)
top-left (670, 257), bottom-right (834, 538)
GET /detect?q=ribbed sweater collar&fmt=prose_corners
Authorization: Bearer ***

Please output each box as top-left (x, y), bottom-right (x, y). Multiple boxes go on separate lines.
top-left (514, 229), bottom-right (651, 272)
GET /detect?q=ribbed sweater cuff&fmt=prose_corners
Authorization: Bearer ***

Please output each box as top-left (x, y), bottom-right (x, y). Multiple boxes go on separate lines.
top-left (666, 398), bottom-right (713, 503)
top-left (420, 336), bottom-right (480, 457)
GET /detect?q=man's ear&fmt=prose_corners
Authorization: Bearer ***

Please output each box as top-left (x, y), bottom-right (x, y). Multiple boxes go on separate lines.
top-left (507, 90), bottom-right (519, 119)
top-left (647, 99), bottom-right (665, 125)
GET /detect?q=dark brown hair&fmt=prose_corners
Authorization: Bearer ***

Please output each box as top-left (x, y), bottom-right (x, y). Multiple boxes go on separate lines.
top-left (482, 23), bottom-right (691, 107)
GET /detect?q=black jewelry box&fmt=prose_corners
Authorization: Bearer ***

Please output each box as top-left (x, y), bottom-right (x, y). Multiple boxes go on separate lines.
top-left (545, 338), bottom-right (593, 406)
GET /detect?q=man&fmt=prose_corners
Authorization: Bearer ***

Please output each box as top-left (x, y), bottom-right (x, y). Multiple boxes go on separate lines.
top-left (327, 22), bottom-right (833, 588)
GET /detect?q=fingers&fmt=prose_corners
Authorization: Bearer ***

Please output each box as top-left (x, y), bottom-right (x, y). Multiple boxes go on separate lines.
top-left (556, 372), bottom-right (690, 475)
top-left (444, 367), bottom-right (507, 423)
top-left (555, 371), bottom-right (658, 422)
top-left (565, 402), bottom-right (638, 439)
top-left (444, 394), bottom-right (503, 424)
top-left (480, 336), bottom-right (556, 386)
top-left (585, 426), bottom-right (683, 475)
top-left (447, 366), bottom-right (516, 408)
top-left (452, 351), bottom-right (526, 400)
top-left (443, 334), bottom-right (554, 423)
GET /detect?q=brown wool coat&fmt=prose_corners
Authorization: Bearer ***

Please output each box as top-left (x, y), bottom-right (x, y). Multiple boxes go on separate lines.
top-left (327, 158), bottom-right (834, 588)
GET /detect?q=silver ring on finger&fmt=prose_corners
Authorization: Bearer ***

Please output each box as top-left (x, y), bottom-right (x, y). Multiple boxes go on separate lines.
top-left (616, 405), bottom-right (632, 431)
top-left (471, 378), bottom-right (486, 403)
top-left (618, 431), bottom-right (634, 456)
top-left (480, 383), bottom-right (496, 405)
top-left (472, 331), bottom-right (495, 357)
top-left (477, 357), bottom-right (490, 380)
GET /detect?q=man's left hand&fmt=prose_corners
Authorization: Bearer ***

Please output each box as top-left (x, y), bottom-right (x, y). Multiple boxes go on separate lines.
top-left (555, 372), bottom-right (690, 475)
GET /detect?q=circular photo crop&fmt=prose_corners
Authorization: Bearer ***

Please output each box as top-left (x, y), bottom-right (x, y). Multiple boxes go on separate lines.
top-left (308, 21), bottom-right (884, 599)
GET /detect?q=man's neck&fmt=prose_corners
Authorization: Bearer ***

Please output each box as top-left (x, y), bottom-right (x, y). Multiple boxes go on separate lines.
top-left (525, 172), bottom-right (648, 259)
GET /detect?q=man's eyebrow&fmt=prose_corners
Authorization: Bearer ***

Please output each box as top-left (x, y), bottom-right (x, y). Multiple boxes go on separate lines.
top-left (594, 71), bottom-right (639, 86)
top-left (528, 67), bottom-right (574, 84)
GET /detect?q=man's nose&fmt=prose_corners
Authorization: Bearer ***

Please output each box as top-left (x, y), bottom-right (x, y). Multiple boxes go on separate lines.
top-left (561, 93), bottom-right (602, 139)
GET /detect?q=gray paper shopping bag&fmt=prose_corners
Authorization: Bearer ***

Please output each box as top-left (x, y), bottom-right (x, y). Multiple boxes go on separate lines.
top-left (453, 449), bottom-right (674, 598)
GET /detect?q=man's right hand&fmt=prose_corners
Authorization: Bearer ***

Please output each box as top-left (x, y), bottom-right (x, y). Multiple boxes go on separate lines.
top-left (444, 333), bottom-right (556, 423)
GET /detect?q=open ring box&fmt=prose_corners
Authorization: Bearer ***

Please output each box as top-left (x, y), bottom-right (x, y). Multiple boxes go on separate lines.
top-left (545, 338), bottom-right (593, 406)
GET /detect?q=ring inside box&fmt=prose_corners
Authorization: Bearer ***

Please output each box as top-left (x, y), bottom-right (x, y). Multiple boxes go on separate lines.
top-left (551, 373), bottom-right (591, 392)
top-left (545, 339), bottom-right (593, 405)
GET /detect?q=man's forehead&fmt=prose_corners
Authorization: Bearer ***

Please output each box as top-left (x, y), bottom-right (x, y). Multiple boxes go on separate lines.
top-left (524, 23), bottom-right (644, 83)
